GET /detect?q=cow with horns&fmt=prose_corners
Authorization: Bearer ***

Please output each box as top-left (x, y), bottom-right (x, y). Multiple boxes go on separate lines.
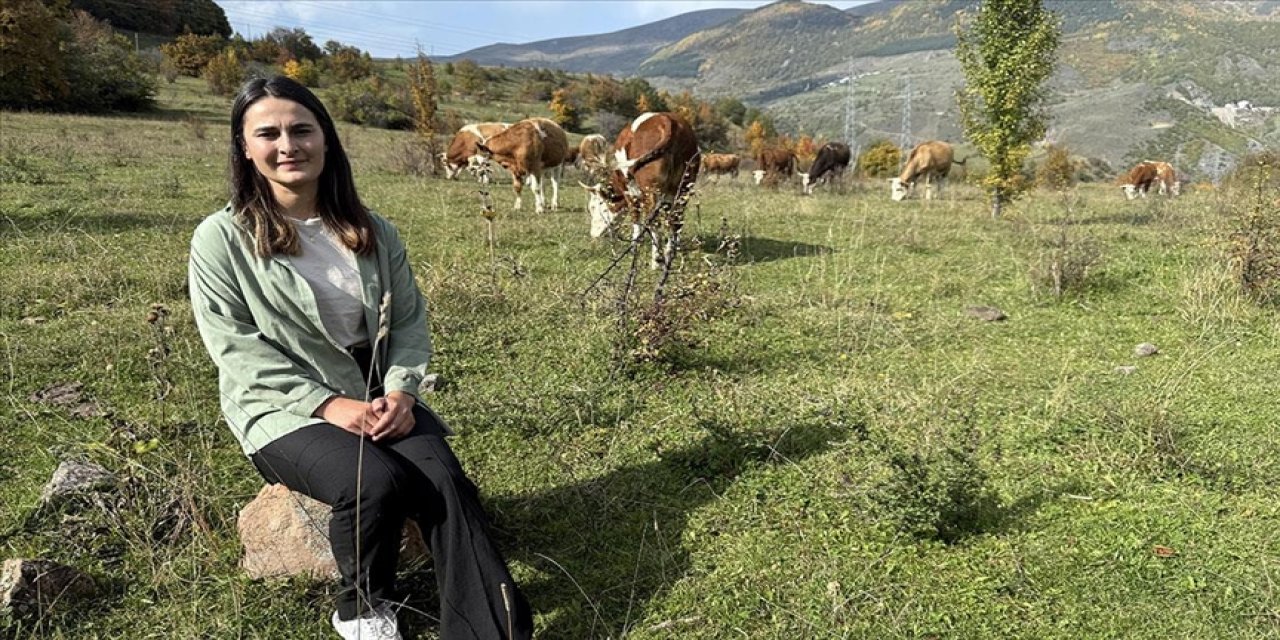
top-left (580, 112), bottom-right (700, 268)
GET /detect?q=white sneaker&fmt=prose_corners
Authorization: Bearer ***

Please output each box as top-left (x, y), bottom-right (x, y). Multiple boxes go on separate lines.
top-left (331, 603), bottom-right (403, 640)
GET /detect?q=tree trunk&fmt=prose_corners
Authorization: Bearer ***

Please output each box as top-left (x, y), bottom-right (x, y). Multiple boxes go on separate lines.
top-left (991, 187), bottom-right (1004, 219)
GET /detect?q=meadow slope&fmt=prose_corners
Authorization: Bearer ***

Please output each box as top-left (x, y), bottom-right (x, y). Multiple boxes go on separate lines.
top-left (3, 82), bottom-right (1280, 638)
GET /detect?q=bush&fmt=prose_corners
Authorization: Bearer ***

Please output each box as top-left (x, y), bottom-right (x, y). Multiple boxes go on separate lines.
top-left (1229, 159), bottom-right (1280, 305)
top-left (1036, 143), bottom-right (1075, 190)
top-left (0, 5), bottom-right (154, 112)
top-left (160, 33), bottom-right (225, 76)
top-left (202, 48), bottom-right (245, 97)
top-left (326, 77), bottom-right (412, 130)
top-left (283, 58), bottom-right (320, 87)
top-left (872, 444), bottom-right (1001, 544)
top-left (857, 140), bottom-right (902, 179)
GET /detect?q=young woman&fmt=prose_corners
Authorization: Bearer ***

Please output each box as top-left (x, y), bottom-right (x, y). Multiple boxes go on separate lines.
top-left (189, 75), bottom-right (532, 640)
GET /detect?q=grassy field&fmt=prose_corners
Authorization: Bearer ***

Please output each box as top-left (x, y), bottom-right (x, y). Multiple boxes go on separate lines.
top-left (4, 78), bottom-right (1280, 639)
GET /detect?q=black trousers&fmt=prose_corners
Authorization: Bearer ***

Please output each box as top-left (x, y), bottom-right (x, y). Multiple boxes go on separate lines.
top-left (249, 378), bottom-right (531, 638)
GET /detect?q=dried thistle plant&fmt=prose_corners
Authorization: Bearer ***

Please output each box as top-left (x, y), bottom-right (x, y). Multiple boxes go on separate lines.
top-left (145, 303), bottom-right (173, 402)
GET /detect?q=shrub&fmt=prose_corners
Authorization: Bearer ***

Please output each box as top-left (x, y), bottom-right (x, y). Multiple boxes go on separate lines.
top-left (326, 77), bottom-right (412, 130)
top-left (857, 140), bottom-right (902, 179)
top-left (1031, 212), bottom-right (1104, 301)
top-left (160, 33), bottom-right (225, 76)
top-left (324, 41), bottom-right (373, 83)
top-left (1036, 143), bottom-right (1075, 190)
top-left (202, 47), bottom-right (245, 97)
top-left (1229, 159), bottom-right (1280, 305)
top-left (872, 445), bottom-right (1001, 544)
top-left (283, 58), bottom-right (320, 87)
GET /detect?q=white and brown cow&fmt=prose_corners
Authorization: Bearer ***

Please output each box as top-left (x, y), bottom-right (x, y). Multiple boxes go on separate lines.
top-left (753, 148), bottom-right (796, 185)
top-left (800, 142), bottom-right (851, 195)
top-left (891, 140), bottom-right (964, 201)
top-left (475, 117), bottom-right (569, 214)
top-left (440, 122), bottom-right (509, 181)
top-left (581, 112), bottom-right (700, 268)
top-left (701, 153), bottom-right (741, 181)
top-left (1120, 161), bottom-right (1179, 199)
top-left (576, 134), bottom-right (610, 174)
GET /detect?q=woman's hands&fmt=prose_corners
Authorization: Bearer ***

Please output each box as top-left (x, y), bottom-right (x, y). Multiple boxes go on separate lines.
top-left (314, 391), bottom-right (417, 441)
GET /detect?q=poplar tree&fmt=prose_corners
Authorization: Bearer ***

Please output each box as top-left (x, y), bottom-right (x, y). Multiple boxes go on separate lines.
top-left (955, 0), bottom-right (1061, 218)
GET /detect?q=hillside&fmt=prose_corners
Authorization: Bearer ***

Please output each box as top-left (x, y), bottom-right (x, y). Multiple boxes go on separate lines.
top-left (435, 8), bottom-right (744, 75)
top-left (445, 0), bottom-right (1280, 179)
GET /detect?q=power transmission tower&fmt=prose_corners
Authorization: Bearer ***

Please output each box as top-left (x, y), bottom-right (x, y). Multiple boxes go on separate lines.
top-left (898, 76), bottom-right (913, 170)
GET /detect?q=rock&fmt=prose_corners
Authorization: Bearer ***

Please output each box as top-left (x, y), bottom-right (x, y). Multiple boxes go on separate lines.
top-left (40, 461), bottom-right (115, 505)
top-left (19, 316), bottom-right (46, 326)
top-left (965, 306), bottom-right (1007, 322)
top-left (0, 558), bottom-right (95, 617)
top-left (28, 381), bottom-right (85, 406)
top-left (419, 373), bottom-right (441, 394)
top-left (238, 484), bottom-right (429, 581)
top-left (1134, 343), bottom-right (1159, 358)
top-left (1114, 365), bottom-right (1138, 375)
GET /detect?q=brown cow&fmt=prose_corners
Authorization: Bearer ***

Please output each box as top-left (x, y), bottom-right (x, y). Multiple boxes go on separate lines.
top-left (1120, 161), bottom-right (1179, 199)
top-left (701, 153), bottom-right (741, 181)
top-left (582, 112), bottom-right (700, 268)
top-left (475, 117), bottom-right (569, 214)
top-left (576, 134), bottom-right (610, 173)
top-left (753, 148), bottom-right (796, 185)
top-left (440, 122), bottom-right (509, 181)
top-left (1119, 161), bottom-right (1159, 199)
top-left (891, 140), bottom-right (963, 201)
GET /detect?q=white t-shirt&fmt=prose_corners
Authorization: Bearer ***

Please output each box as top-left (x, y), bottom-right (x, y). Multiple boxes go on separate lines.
top-left (286, 216), bottom-right (367, 348)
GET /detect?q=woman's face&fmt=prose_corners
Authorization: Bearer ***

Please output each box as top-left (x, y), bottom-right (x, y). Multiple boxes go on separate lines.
top-left (241, 96), bottom-right (327, 198)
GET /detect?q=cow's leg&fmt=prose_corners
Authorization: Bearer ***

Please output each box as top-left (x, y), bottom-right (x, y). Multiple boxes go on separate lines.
top-left (511, 174), bottom-right (524, 211)
top-left (529, 172), bottom-right (545, 214)
top-left (549, 167), bottom-right (560, 211)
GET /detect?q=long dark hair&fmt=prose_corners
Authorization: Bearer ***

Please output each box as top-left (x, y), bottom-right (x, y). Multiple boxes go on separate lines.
top-left (229, 75), bottom-right (374, 257)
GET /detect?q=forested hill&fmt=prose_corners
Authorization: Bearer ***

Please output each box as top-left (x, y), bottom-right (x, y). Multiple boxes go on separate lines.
top-left (69, 0), bottom-right (231, 37)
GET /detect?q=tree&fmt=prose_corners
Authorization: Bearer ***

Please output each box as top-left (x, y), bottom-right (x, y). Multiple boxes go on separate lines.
top-left (549, 87), bottom-right (581, 131)
top-left (955, 0), bottom-right (1061, 218)
top-left (325, 41), bottom-right (373, 83)
top-left (203, 46), bottom-right (245, 97)
top-left (160, 32), bottom-right (225, 76)
top-left (1036, 143), bottom-right (1074, 190)
top-left (407, 50), bottom-right (441, 173)
top-left (0, 0), bottom-right (69, 108)
top-left (745, 120), bottom-right (768, 157)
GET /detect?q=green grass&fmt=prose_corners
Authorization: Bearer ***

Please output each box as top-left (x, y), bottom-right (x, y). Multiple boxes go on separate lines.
top-left (4, 82), bottom-right (1280, 639)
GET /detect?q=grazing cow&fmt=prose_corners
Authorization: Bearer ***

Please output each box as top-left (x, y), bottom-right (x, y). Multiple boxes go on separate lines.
top-left (754, 148), bottom-right (796, 185)
top-left (576, 134), bottom-right (610, 173)
top-left (440, 122), bottom-right (509, 181)
top-left (475, 117), bottom-right (569, 214)
top-left (1152, 161), bottom-right (1180, 196)
top-left (800, 142), bottom-right (851, 195)
top-left (1120, 161), bottom-right (1180, 199)
top-left (891, 140), bottom-right (964, 201)
top-left (581, 112), bottom-right (700, 268)
top-left (701, 153), bottom-right (741, 181)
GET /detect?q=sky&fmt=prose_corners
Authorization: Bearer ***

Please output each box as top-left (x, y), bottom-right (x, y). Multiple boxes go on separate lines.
top-left (213, 1), bottom-right (874, 59)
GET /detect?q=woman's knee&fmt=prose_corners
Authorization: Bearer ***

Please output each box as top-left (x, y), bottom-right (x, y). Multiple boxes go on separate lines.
top-left (332, 454), bottom-right (412, 510)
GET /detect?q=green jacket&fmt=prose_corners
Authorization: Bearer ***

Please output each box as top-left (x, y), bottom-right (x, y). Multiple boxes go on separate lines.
top-left (189, 205), bottom-right (448, 455)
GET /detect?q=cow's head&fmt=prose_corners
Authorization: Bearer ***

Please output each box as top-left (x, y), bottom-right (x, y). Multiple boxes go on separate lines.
top-left (890, 177), bottom-right (910, 201)
top-left (799, 170), bottom-right (813, 195)
top-left (440, 153), bottom-right (462, 180)
top-left (1121, 184), bottom-right (1138, 200)
top-left (580, 181), bottom-right (624, 238)
top-left (752, 169), bottom-right (766, 185)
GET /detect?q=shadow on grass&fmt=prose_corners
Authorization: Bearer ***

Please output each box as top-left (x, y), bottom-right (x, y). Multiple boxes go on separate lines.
top-left (698, 235), bottom-right (832, 264)
top-left (463, 421), bottom-right (847, 639)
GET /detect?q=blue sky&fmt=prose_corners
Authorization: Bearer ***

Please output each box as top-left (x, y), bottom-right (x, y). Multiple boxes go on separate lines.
top-left (213, 1), bottom-right (874, 58)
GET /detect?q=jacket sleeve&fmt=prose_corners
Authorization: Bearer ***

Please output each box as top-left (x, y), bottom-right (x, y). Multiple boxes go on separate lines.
top-left (188, 223), bottom-right (335, 418)
top-left (377, 219), bottom-right (433, 399)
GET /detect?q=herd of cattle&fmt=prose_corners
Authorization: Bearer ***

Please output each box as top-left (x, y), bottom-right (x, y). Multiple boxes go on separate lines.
top-left (439, 112), bottom-right (1183, 238)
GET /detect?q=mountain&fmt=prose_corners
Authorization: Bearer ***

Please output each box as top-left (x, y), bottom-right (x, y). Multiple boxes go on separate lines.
top-left (450, 0), bottom-right (1280, 178)
top-left (437, 9), bottom-right (744, 75)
